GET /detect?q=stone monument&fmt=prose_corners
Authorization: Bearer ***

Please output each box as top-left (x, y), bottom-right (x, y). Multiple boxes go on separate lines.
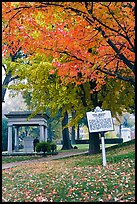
top-left (24, 137), bottom-right (34, 153)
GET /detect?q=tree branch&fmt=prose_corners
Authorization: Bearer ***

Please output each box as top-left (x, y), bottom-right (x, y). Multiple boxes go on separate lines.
top-left (96, 26), bottom-right (135, 73)
top-left (106, 4), bottom-right (135, 51)
top-left (9, 75), bottom-right (19, 82)
top-left (2, 64), bottom-right (7, 72)
top-left (107, 38), bottom-right (135, 73)
top-left (96, 66), bottom-right (135, 86)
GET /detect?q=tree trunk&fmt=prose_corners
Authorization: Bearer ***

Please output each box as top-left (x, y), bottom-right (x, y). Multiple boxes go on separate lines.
top-left (61, 111), bottom-right (73, 150)
top-left (76, 124), bottom-right (80, 140)
top-left (89, 132), bottom-right (100, 154)
top-left (71, 111), bottom-right (76, 144)
top-left (71, 126), bottom-right (76, 144)
top-left (2, 71), bottom-right (12, 102)
top-left (88, 85), bottom-right (101, 154)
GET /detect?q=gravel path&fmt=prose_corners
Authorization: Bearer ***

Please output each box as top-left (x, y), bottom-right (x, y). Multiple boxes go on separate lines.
top-left (2, 151), bottom-right (88, 170)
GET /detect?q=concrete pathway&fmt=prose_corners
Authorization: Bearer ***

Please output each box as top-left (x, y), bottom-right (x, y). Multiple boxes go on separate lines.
top-left (2, 151), bottom-right (88, 170)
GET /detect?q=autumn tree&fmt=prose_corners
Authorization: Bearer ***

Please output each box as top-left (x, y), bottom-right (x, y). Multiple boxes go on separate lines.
top-left (2, 2), bottom-right (135, 153)
top-left (10, 54), bottom-right (77, 149)
top-left (7, 53), bottom-right (134, 153)
top-left (2, 2), bottom-right (135, 86)
top-left (2, 2), bottom-right (135, 115)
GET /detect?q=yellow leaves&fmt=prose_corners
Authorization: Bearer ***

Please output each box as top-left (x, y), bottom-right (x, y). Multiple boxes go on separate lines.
top-left (2, 1), bottom-right (135, 121)
top-left (33, 11), bottom-right (46, 27)
top-left (91, 64), bottom-right (97, 71)
top-left (31, 30), bottom-right (40, 39)
top-left (11, 2), bottom-right (20, 8)
top-left (62, 86), bottom-right (67, 91)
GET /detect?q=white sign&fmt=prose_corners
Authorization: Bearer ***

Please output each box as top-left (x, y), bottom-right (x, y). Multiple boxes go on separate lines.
top-left (86, 107), bottom-right (114, 133)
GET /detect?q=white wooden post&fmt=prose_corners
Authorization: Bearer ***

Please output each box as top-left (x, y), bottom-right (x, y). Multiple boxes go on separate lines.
top-left (8, 125), bottom-right (12, 153)
top-left (101, 132), bottom-right (107, 167)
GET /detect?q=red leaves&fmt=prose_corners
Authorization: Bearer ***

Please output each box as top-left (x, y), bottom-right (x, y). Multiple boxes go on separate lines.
top-left (2, 154), bottom-right (135, 202)
top-left (2, 2), bottom-right (135, 90)
top-left (49, 70), bottom-right (55, 75)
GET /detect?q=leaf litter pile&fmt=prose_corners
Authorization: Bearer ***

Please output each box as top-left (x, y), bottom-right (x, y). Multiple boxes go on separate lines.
top-left (2, 144), bottom-right (135, 202)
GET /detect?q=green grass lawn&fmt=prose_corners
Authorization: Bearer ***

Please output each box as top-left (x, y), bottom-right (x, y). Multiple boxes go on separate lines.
top-left (2, 155), bottom-right (43, 164)
top-left (2, 143), bottom-right (125, 164)
top-left (2, 140), bottom-right (135, 202)
top-left (58, 143), bottom-right (88, 149)
top-left (57, 143), bottom-right (117, 151)
top-left (2, 144), bottom-right (88, 164)
top-left (2, 143), bottom-right (114, 164)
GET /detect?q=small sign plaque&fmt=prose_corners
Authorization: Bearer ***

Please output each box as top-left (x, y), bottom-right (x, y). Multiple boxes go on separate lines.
top-left (86, 107), bottom-right (114, 167)
top-left (86, 107), bottom-right (114, 133)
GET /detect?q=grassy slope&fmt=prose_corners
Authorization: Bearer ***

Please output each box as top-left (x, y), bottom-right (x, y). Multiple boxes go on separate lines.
top-left (2, 139), bottom-right (135, 202)
top-left (2, 139), bottom-right (134, 164)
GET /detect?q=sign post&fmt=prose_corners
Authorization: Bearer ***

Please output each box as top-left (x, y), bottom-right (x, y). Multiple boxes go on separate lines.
top-left (86, 106), bottom-right (114, 167)
top-left (101, 132), bottom-right (107, 166)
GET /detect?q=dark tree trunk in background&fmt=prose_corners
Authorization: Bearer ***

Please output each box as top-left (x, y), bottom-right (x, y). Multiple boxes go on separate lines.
top-left (71, 111), bottom-right (76, 144)
top-left (77, 124), bottom-right (80, 140)
top-left (71, 126), bottom-right (76, 144)
top-left (61, 111), bottom-right (73, 150)
top-left (2, 70), bottom-right (12, 102)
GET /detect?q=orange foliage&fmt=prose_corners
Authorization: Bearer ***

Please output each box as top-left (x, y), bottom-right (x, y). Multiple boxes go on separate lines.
top-left (2, 2), bottom-right (135, 89)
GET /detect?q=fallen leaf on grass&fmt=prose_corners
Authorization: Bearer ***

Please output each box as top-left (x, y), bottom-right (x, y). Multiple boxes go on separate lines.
top-left (52, 189), bottom-right (58, 195)
top-left (108, 194), bottom-right (112, 200)
top-left (114, 197), bottom-right (119, 201)
top-left (128, 191), bottom-right (132, 195)
top-left (114, 185), bottom-right (119, 189)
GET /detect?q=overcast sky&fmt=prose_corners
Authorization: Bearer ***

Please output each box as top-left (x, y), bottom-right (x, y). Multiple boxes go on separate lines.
top-left (2, 67), bottom-right (28, 117)
top-left (2, 91), bottom-right (27, 118)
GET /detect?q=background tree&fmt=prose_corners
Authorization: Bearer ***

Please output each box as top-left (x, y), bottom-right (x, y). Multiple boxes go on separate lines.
top-left (6, 53), bottom-right (134, 153)
top-left (61, 111), bottom-right (73, 150)
top-left (71, 110), bottom-right (76, 145)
